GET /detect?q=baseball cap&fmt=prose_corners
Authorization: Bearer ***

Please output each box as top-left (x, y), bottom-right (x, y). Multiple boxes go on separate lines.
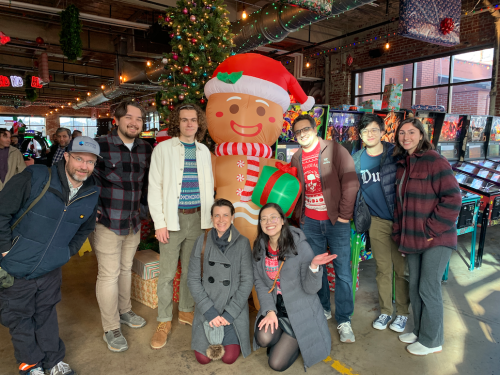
top-left (68, 136), bottom-right (101, 158)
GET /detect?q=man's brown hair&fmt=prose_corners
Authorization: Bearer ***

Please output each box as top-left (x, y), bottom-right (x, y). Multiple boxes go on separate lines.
top-left (114, 100), bottom-right (147, 123)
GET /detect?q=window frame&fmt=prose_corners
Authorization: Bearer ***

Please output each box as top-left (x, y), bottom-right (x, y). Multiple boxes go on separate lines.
top-left (351, 44), bottom-right (494, 114)
top-left (59, 116), bottom-right (98, 138)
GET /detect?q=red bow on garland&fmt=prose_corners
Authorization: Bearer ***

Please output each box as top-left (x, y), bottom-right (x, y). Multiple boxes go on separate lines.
top-left (275, 162), bottom-right (298, 177)
top-left (440, 18), bottom-right (455, 35)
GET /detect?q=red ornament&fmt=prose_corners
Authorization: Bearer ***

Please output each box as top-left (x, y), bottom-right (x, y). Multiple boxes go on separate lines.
top-left (158, 15), bottom-right (164, 21)
top-left (182, 7), bottom-right (188, 14)
top-left (168, 104), bottom-right (175, 110)
top-left (169, 33), bottom-right (175, 39)
top-left (178, 94), bottom-right (185, 101)
top-left (346, 54), bottom-right (353, 66)
top-left (166, 16), bottom-right (172, 22)
top-left (440, 18), bottom-right (455, 35)
top-left (183, 83), bottom-right (188, 87)
top-left (191, 38), bottom-right (197, 44)
top-left (182, 65), bottom-right (191, 74)
top-left (35, 37), bottom-right (44, 44)
top-left (200, 98), bottom-right (206, 104)
top-left (161, 100), bottom-right (168, 106)
top-left (172, 53), bottom-right (178, 61)
top-left (0, 31), bottom-right (10, 45)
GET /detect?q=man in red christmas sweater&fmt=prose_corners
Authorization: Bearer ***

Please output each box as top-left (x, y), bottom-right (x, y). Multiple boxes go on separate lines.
top-left (291, 114), bottom-right (359, 343)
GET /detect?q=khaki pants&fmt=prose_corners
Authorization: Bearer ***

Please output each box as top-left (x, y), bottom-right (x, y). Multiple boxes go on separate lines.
top-left (369, 216), bottom-right (409, 316)
top-left (93, 223), bottom-right (141, 332)
top-left (157, 211), bottom-right (203, 322)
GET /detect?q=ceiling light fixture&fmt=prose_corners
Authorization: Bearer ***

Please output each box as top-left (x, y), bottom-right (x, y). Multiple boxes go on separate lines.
top-left (242, 5), bottom-right (247, 19)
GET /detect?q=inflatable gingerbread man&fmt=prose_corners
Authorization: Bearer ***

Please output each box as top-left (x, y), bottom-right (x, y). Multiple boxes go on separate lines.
top-left (204, 53), bottom-right (315, 245)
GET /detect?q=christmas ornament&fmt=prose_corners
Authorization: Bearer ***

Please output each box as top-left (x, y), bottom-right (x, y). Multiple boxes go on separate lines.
top-left (189, 53), bottom-right (194, 57)
top-left (191, 82), bottom-right (196, 87)
top-left (176, 35), bottom-right (182, 40)
top-left (161, 100), bottom-right (168, 106)
top-left (166, 16), bottom-right (172, 22)
top-left (183, 83), bottom-right (188, 87)
top-left (172, 53), bottom-right (178, 60)
top-left (168, 104), bottom-right (175, 110)
top-left (200, 45), bottom-right (205, 50)
top-left (158, 15), bottom-right (164, 21)
top-left (182, 65), bottom-right (191, 74)
top-left (169, 33), bottom-right (175, 38)
top-left (190, 15), bottom-right (196, 22)
top-left (178, 94), bottom-right (185, 101)
top-left (440, 18), bottom-right (455, 35)
top-left (202, 72), bottom-right (208, 77)
top-left (162, 57), bottom-right (169, 64)
top-left (347, 54), bottom-right (353, 66)
top-left (168, 75), bottom-right (173, 80)
top-left (191, 38), bottom-right (197, 44)
top-left (182, 7), bottom-right (188, 14)
top-left (200, 98), bottom-right (206, 104)
top-left (35, 37), bottom-right (44, 44)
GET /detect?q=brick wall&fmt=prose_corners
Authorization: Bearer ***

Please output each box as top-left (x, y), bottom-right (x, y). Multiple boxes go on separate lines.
top-left (0, 105), bottom-right (96, 139)
top-left (328, 11), bottom-right (498, 115)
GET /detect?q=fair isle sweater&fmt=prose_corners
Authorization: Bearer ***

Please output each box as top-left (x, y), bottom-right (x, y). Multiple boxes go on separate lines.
top-left (179, 142), bottom-right (201, 209)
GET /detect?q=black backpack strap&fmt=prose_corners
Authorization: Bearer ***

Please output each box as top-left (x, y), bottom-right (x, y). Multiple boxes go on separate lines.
top-left (10, 166), bottom-right (52, 231)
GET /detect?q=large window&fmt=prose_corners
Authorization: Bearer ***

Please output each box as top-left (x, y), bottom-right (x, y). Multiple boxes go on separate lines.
top-left (353, 48), bottom-right (493, 115)
top-left (60, 117), bottom-right (98, 138)
top-left (0, 116), bottom-right (46, 135)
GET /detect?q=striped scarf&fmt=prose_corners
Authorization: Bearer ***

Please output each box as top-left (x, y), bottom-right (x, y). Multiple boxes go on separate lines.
top-left (215, 142), bottom-right (273, 202)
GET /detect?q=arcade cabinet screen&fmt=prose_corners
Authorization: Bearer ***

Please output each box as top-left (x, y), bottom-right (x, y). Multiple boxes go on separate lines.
top-left (491, 117), bottom-right (500, 142)
top-left (468, 144), bottom-right (482, 159)
top-left (327, 112), bottom-right (361, 142)
top-left (417, 116), bottom-right (435, 141)
top-left (379, 111), bottom-right (402, 144)
top-left (489, 144), bottom-right (499, 158)
top-left (468, 116), bottom-right (488, 142)
top-left (439, 114), bottom-right (464, 142)
top-left (280, 104), bottom-right (327, 143)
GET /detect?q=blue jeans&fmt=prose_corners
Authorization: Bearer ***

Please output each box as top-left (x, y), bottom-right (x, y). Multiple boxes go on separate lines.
top-left (301, 216), bottom-right (353, 324)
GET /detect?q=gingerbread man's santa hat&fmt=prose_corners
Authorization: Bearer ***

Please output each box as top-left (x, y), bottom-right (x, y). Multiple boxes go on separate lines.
top-left (204, 53), bottom-right (315, 113)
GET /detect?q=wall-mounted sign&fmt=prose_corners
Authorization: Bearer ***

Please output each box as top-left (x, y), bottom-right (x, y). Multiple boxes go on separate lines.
top-left (31, 76), bottom-right (43, 89)
top-left (0, 75), bottom-right (9, 87)
top-left (10, 76), bottom-right (23, 87)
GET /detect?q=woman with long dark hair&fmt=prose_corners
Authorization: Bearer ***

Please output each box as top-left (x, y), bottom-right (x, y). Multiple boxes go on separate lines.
top-left (252, 203), bottom-right (335, 371)
top-left (392, 118), bottom-right (461, 356)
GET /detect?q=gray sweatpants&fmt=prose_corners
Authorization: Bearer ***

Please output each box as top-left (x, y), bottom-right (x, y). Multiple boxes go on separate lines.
top-left (407, 246), bottom-right (452, 348)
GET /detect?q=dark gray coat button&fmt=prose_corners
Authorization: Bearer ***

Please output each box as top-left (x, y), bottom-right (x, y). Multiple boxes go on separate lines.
top-left (209, 261), bottom-right (215, 266)
top-left (222, 280), bottom-right (230, 286)
top-left (224, 264), bottom-right (230, 268)
top-left (208, 277), bottom-right (215, 283)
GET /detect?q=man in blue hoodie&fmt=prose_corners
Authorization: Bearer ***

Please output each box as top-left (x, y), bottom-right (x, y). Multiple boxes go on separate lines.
top-left (352, 114), bottom-right (409, 333)
top-left (0, 137), bottom-right (100, 375)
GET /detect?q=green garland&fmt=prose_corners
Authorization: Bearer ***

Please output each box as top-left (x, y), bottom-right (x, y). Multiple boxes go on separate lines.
top-left (59, 5), bottom-right (83, 61)
top-left (25, 75), bottom-right (38, 102)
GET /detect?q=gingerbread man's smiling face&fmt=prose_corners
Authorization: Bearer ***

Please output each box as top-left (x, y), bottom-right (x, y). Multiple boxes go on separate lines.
top-left (206, 92), bottom-right (283, 145)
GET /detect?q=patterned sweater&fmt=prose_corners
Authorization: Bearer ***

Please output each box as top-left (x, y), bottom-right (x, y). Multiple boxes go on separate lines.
top-left (179, 142), bottom-right (201, 209)
top-left (392, 150), bottom-right (462, 254)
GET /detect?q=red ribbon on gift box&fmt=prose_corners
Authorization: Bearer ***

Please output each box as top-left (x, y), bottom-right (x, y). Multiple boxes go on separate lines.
top-left (440, 18), bottom-right (455, 35)
top-left (275, 161), bottom-right (298, 177)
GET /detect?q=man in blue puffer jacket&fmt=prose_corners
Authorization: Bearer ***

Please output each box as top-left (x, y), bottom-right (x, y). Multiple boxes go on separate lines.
top-left (0, 137), bottom-right (100, 375)
top-left (352, 114), bottom-right (410, 334)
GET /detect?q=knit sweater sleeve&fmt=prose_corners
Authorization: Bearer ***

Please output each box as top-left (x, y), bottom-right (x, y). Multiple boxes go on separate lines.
top-left (425, 155), bottom-right (462, 239)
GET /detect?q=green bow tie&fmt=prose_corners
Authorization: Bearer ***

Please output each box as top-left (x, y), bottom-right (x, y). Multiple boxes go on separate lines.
top-left (216, 71), bottom-right (243, 84)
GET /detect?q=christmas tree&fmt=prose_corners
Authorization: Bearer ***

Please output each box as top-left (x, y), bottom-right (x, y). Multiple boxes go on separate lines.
top-left (156, 0), bottom-right (234, 121)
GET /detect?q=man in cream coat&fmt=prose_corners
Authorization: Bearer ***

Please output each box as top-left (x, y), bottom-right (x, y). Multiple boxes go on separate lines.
top-left (148, 104), bottom-right (214, 350)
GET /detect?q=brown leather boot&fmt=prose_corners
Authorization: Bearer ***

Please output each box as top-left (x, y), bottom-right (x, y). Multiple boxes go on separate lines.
top-left (178, 311), bottom-right (194, 326)
top-left (150, 321), bottom-right (171, 350)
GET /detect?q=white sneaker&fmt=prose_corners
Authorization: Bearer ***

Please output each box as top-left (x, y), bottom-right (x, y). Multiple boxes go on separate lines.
top-left (324, 310), bottom-right (332, 320)
top-left (389, 315), bottom-right (408, 333)
top-left (406, 341), bottom-right (442, 355)
top-left (337, 321), bottom-right (355, 343)
top-left (372, 314), bottom-right (391, 330)
top-left (399, 332), bottom-right (418, 344)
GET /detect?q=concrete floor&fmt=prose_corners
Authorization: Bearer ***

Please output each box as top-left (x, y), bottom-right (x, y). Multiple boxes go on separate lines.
top-left (1, 230), bottom-right (499, 375)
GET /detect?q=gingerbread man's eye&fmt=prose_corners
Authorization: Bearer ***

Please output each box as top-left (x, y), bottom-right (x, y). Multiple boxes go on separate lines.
top-left (230, 104), bottom-right (239, 114)
top-left (256, 106), bottom-right (266, 116)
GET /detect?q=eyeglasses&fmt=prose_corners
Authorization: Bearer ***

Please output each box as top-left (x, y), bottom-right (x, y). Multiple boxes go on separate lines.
top-left (294, 126), bottom-right (313, 137)
top-left (260, 215), bottom-right (281, 224)
top-left (69, 153), bottom-right (97, 167)
top-left (360, 128), bottom-right (381, 136)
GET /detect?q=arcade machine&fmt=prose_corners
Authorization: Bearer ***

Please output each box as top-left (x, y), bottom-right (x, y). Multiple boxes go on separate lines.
top-left (415, 110), bottom-right (447, 146)
top-left (374, 110), bottom-right (406, 145)
top-left (326, 110), bottom-right (364, 155)
top-left (449, 115), bottom-right (500, 269)
top-left (471, 116), bottom-right (500, 170)
top-left (140, 130), bottom-right (156, 148)
top-left (275, 103), bottom-right (329, 163)
top-left (21, 130), bottom-right (52, 163)
top-left (96, 117), bottom-right (114, 137)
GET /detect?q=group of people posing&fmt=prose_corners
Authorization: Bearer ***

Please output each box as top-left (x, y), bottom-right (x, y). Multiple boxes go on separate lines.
top-left (0, 101), bottom-right (462, 375)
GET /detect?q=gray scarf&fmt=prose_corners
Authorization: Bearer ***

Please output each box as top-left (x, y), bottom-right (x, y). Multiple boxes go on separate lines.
top-left (211, 225), bottom-right (232, 253)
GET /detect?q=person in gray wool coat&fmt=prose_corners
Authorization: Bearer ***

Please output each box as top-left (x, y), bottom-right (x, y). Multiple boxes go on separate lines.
top-left (187, 199), bottom-right (253, 365)
top-left (253, 203), bottom-right (335, 372)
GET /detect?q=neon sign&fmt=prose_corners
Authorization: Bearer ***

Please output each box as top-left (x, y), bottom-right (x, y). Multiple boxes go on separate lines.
top-left (10, 76), bottom-right (23, 87)
top-left (0, 75), bottom-right (9, 87)
top-left (31, 76), bottom-right (43, 89)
